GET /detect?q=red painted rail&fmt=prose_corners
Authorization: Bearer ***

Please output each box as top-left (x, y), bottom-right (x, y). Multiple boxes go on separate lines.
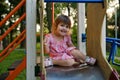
top-left (6, 56), bottom-right (26, 80)
top-left (0, 0), bottom-right (26, 27)
top-left (0, 13), bottom-right (26, 41)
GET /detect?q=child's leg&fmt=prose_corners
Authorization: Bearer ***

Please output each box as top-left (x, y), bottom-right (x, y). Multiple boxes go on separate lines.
top-left (70, 49), bottom-right (86, 62)
top-left (70, 49), bottom-right (96, 65)
top-left (52, 58), bottom-right (79, 66)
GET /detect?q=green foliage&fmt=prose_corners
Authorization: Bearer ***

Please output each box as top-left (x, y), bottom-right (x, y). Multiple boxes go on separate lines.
top-left (71, 25), bottom-right (77, 46)
top-left (36, 27), bottom-right (49, 42)
top-left (36, 36), bottom-right (40, 42)
top-left (44, 27), bottom-right (49, 34)
top-left (106, 28), bottom-right (115, 37)
top-left (107, 7), bottom-right (120, 38)
top-left (0, 2), bottom-right (8, 16)
top-left (36, 42), bottom-right (40, 49)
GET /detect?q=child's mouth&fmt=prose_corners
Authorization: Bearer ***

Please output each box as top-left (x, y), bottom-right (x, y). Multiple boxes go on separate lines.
top-left (61, 30), bottom-right (66, 33)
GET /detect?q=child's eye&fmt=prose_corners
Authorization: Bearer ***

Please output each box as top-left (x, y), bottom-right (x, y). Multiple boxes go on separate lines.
top-left (66, 26), bottom-right (69, 28)
top-left (60, 24), bottom-right (69, 28)
top-left (61, 24), bottom-right (64, 26)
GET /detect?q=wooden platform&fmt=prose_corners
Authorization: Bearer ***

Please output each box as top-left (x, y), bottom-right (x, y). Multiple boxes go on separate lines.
top-left (8, 60), bottom-right (22, 70)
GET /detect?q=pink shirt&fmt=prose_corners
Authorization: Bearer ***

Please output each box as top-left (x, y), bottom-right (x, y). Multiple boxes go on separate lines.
top-left (44, 33), bottom-right (76, 60)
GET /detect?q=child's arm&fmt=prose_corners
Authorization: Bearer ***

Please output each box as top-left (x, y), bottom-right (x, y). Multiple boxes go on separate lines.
top-left (44, 42), bottom-right (50, 54)
top-left (44, 35), bottom-right (50, 54)
top-left (67, 41), bottom-right (75, 47)
top-left (67, 35), bottom-right (75, 47)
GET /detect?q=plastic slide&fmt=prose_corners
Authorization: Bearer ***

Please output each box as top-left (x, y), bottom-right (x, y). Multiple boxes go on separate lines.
top-left (46, 65), bottom-right (105, 80)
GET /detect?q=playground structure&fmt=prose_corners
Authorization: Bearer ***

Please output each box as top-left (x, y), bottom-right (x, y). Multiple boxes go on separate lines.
top-left (106, 37), bottom-right (120, 66)
top-left (0, 0), bottom-right (119, 80)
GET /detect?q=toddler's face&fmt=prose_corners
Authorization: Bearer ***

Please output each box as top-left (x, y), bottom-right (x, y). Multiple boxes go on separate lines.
top-left (56, 22), bottom-right (70, 36)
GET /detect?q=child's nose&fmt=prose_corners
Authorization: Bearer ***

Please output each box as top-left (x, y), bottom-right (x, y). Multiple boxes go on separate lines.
top-left (64, 26), bottom-right (68, 29)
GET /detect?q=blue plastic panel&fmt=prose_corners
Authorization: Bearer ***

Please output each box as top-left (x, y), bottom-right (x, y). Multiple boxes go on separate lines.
top-left (44, 0), bottom-right (103, 3)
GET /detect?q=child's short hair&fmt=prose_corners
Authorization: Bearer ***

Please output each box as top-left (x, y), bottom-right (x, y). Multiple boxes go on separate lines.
top-left (51, 14), bottom-right (71, 33)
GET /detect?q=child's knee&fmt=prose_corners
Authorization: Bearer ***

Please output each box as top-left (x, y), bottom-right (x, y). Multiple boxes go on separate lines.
top-left (65, 59), bottom-right (75, 66)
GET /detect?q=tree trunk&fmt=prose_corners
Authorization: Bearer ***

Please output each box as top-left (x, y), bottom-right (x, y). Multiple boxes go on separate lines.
top-left (67, 3), bottom-right (70, 16)
top-left (46, 3), bottom-right (52, 32)
top-left (20, 6), bottom-right (26, 48)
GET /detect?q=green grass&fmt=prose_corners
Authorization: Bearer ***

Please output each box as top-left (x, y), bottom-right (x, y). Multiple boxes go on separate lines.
top-left (107, 46), bottom-right (120, 57)
top-left (0, 43), bottom-right (42, 80)
top-left (0, 49), bottom-right (25, 80)
top-left (106, 50), bottom-right (120, 74)
top-left (0, 49), bottom-right (25, 75)
top-left (116, 47), bottom-right (120, 57)
top-left (108, 57), bottom-right (120, 74)
top-left (15, 69), bottom-right (26, 80)
top-left (110, 61), bottom-right (120, 74)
